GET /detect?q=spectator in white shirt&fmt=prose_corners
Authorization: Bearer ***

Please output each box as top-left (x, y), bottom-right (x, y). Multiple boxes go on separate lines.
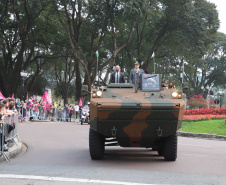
top-left (74, 103), bottom-right (79, 119)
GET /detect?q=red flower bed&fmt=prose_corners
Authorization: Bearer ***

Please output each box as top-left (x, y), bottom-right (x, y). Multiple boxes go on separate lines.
top-left (183, 114), bottom-right (226, 121)
top-left (184, 108), bottom-right (226, 115)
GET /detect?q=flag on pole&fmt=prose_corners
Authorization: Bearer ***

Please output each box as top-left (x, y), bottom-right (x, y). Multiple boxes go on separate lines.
top-left (151, 52), bottom-right (155, 58)
top-left (0, 92), bottom-right (6, 99)
top-left (96, 50), bottom-right (99, 57)
top-left (26, 92), bottom-right (29, 101)
top-left (31, 95), bottom-right (34, 101)
top-left (12, 93), bottom-right (14, 99)
top-left (78, 98), bottom-right (82, 106)
top-left (41, 91), bottom-right (52, 104)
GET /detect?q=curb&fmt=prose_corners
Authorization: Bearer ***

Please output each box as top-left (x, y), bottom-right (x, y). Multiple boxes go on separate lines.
top-left (30, 120), bottom-right (51, 122)
top-left (0, 138), bottom-right (24, 162)
top-left (177, 131), bottom-right (226, 141)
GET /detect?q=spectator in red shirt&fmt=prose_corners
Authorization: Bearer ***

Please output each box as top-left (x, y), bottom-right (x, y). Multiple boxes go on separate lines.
top-left (69, 106), bottom-right (74, 122)
top-left (46, 101), bottom-right (51, 120)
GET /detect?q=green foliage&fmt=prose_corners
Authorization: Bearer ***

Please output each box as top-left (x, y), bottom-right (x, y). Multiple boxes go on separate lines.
top-left (187, 94), bottom-right (208, 109)
top-left (54, 82), bottom-right (75, 99)
top-left (181, 119), bottom-right (226, 136)
top-left (25, 75), bottom-right (48, 96)
top-left (0, 0), bottom-right (223, 102)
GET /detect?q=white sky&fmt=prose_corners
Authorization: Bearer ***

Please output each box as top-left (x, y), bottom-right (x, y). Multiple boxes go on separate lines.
top-left (208, 0), bottom-right (226, 34)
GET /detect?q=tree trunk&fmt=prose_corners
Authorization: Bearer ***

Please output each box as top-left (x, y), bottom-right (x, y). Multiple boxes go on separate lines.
top-left (75, 60), bottom-right (81, 101)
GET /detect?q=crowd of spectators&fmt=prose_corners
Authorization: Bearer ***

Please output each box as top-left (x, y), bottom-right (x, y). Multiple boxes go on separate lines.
top-left (1, 97), bottom-right (88, 123)
top-left (0, 97), bottom-right (89, 152)
top-left (0, 98), bottom-right (18, 152)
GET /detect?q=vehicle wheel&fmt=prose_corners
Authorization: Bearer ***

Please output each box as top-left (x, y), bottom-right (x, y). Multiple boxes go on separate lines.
top-left (89, 128), bottom-right (105, 160)
top-left (163, 134), bottom-right (177, 161)
top-left (81, 119), bottom-right (84, 125)
top-left (157, 142), bottom-right (164, 156)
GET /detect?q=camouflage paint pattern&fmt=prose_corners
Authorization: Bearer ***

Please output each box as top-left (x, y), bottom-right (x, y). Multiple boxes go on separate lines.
top-left (90, 85), bottom-right (185, 147)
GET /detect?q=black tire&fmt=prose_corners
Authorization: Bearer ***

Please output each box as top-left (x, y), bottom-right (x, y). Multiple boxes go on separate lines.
top-left (81, 119), bottom-right (84, 125)
top-left (157, 142), bottom-right (165, 156)
top-left (155, 138), bottom-right (165, 156)
top-left (89, 128), bottom-right (105, 160)
top-left (163, 134), bottom-right (177, 161)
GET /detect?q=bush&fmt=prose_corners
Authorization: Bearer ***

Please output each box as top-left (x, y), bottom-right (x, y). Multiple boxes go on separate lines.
top-left (183, 114), bottom-right (226, 121)
top-left (187, 94), bottom-right (207, 109)
top-left (184, 107), bottom-right (226, 115)
top-left (187, 94), bottom-right (215, 109)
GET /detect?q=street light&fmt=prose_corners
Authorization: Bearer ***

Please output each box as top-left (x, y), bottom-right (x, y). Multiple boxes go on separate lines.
top-left (20, 70), bottom-right (28, 101)
top-left (206, 85), bottom-right (210, 108)
top-left (218, 90), bottom-right (225, 108)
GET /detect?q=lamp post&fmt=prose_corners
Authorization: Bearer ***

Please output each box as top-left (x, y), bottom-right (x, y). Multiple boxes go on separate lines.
top-left (20, 71), bottom-right (28, 101)
top-left (206, 85), bottom-right (210, 108)
top-left (218, 90), bottom-right (224, 108)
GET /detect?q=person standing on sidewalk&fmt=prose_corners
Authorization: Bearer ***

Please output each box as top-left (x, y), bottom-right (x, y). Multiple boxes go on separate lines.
top-left (57, 104), bottom-right (62, 121)
top-left (69, 106), bottom-right (74, 122)
top-left (74, 103), bottom-right (79, 120)
top-left (51, 101), bottom-right (56, 121)
top-left (26, 100), bottom-right (31, 118)
top-left (40, 101), bottom-right (46, 120)
top-left (33, 100), bottom-right (39, 120)
top-left (65, 104), bottom-right (70, 122)
top-left (45, 101), bottom-right (51, 120)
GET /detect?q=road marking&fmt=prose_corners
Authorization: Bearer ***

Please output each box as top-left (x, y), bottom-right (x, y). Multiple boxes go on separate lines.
top-left (0, 174), bottom-right (169, 185)
top-left (179, 143), bottom-right (211, 148)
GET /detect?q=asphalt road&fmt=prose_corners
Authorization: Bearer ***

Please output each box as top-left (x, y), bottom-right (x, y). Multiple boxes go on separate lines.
top-left (0, 121), bottom-right (226, 185)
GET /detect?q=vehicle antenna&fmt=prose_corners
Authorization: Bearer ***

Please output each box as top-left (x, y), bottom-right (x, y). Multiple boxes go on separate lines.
top-left (134, 73), bottom-right (138, 93)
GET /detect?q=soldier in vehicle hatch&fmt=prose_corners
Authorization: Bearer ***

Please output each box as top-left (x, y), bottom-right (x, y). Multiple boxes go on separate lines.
top-left (129, 61), bottom-right (144, 88)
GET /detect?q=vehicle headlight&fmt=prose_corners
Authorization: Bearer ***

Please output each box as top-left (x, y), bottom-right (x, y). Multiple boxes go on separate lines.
top-left (172, 92), bottom-right (178, 98)
top-left (178, 92), bottom-right (182, 99)
top-left (96, 90), bottom-right (102, 97)
top-left (92, 90), bottom-right (97, 98)
top-left (171, 91), bottom-right (182, 99)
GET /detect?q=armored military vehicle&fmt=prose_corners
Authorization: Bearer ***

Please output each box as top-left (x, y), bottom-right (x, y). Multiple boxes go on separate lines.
top-left (82, 74), bottom-right (187, 161)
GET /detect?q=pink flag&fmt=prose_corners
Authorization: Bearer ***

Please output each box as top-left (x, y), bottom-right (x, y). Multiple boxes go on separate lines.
top-left (41, 92), bottom-right (46, 101)
top-left (26, 92), bottom-right (29, 101)
top-left (12, 93), bottom-right (14, 99)
top-left (78, 98), bottom-right (82, 106)
top-left (41, 91), bottom-right (52, 104)
top-left (0, 92), bottom-right (6, 99)
top-left (31, 95), bottom-right (34, 101)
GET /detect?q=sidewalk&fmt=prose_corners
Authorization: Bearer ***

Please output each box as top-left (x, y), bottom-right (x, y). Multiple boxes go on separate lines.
top-left (0, 138), bottom-right (24, 162)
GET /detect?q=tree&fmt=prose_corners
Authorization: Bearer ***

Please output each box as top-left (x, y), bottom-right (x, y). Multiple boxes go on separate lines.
top-left (0, 0), bottom-right (59, 97)
top-left (54, 56), bottom-right (77, 104)
top-left (54, 0), bottom-right (149, 93)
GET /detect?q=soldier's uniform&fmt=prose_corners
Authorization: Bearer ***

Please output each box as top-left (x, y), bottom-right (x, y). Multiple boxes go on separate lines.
top-left (129, 62), bottom-right (144, 88)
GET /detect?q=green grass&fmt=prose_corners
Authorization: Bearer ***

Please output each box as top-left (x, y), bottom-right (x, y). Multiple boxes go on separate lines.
top-left (181, 119), bottom-right (226, 136)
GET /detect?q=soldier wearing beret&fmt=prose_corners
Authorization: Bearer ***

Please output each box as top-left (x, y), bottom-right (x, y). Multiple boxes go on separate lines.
top-left (129, 61), bottom-right (144, 88)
